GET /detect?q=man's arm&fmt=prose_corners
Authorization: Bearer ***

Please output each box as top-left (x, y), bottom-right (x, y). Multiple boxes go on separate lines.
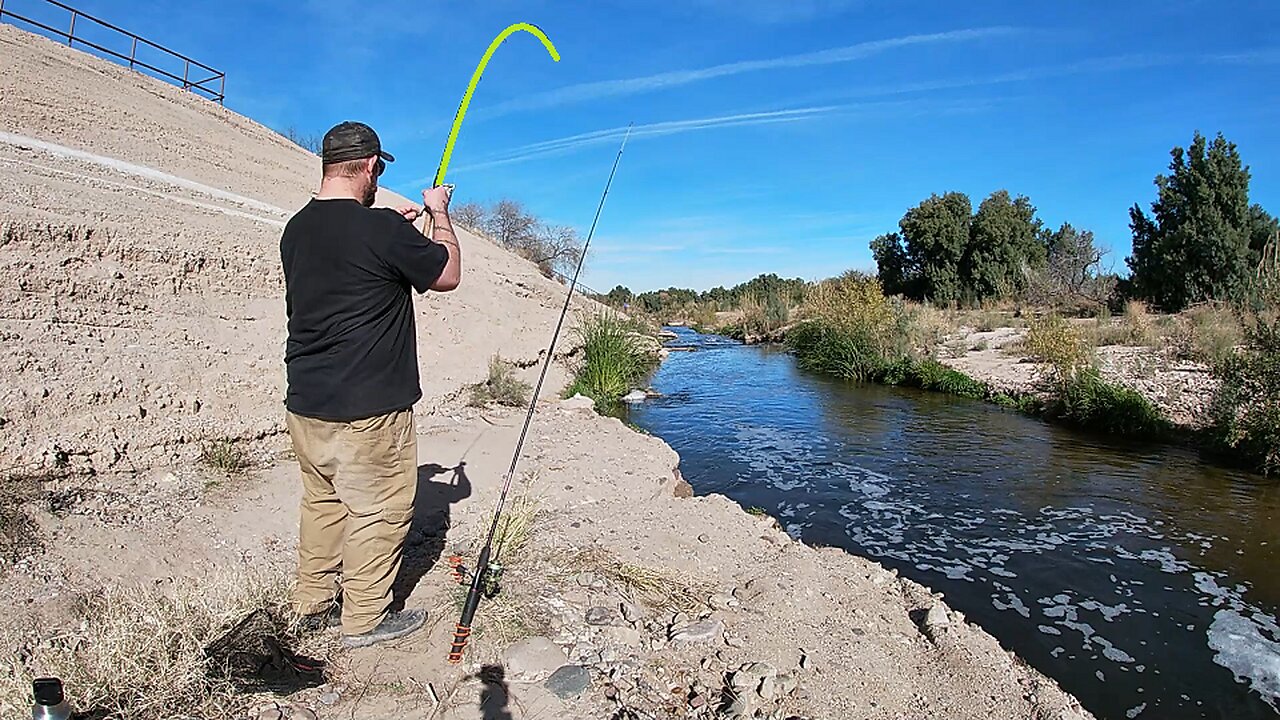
top-left (424, 186), bottom-right (461, 292)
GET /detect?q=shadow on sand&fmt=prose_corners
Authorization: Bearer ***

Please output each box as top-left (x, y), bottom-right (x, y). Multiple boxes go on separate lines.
top-left (389, 461), bottom-right (472, 611)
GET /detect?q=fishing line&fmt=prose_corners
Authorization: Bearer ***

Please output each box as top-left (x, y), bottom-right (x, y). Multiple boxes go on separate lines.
top-left (449, 125), bottom-right (633, 664)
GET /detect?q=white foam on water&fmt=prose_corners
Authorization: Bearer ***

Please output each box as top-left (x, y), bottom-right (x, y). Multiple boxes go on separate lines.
top-left (1125, 702), bottom-right (1147, 718)
top-left (1039, 625), bottom-right (1062, 636)
top-left (1206, 609), bottom-right (1280, 711)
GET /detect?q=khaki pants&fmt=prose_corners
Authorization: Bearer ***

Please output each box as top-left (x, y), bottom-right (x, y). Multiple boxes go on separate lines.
top-left (286, 408), bottom-right (417, 634)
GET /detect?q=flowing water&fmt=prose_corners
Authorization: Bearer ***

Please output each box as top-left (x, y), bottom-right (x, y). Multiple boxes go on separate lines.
top-left (627, 326), bottom-right (1280, 720)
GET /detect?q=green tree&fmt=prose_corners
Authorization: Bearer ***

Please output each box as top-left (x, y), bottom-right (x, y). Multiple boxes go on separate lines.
top-left (1127, 131), bottom-right (1277, 311)
top-left (870, 232), bottom-right (918, 298)
top-left (965, 190), bottom-right (1045, 300)
top-left (898, 192), bottom-right (972, 305)
top-left (605, 285), bottom-right (633, 307)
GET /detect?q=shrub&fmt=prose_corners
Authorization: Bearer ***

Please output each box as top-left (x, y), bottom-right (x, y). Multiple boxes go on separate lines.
top-left (1168, 302), bottom-right (1243, 368)
top-left (199, 440), bottom-right (248, 475)
top-left (1051, 367), bottom-right (1167, 437)
top-left (469, 355), bottom-right (531, 407)
top-left (1208, 313), bottom-right (1280, 476)
top-left (564, 310), bottom-right (656, 410)
top-left (786, 321), bottom-right (888, 381)
top-left (1024, 314), bottom-right (1091, 383)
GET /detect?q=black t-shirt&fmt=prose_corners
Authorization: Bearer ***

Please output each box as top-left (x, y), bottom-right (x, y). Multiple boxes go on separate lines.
top-left (280, 198), bottom-right (450, 421)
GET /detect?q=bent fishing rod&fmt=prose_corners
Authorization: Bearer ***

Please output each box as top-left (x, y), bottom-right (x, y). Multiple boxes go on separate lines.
top-left (447, 126), bottom-right (632, 664)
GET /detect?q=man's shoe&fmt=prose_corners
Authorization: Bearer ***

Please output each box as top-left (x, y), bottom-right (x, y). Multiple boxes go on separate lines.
top-left (340, 609), bottom-right (427, 649)
top-left (298, 599), bottom-right (342, 633)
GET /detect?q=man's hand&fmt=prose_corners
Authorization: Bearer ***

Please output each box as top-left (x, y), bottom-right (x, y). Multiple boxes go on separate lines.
top-left (423, 184), bottom-right (454, 217)
top-left (396, 205), bottom-right (422, 221)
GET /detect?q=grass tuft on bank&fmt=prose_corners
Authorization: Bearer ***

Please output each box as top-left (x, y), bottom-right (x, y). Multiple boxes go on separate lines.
top-left (564, 310), bottom-right (659, 411)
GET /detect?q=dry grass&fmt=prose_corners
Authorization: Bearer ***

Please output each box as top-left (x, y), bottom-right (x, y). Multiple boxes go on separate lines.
top-left (491, 486), bottom-right (541, 560)
top-left (1169, 302), bottom-right (1244, 367)
top-left (0, 569), bottom-right (331, 719)
top-left (562, 548), bottom-right (707, 615)
top-left (467, 355), bottom-right (532, 408)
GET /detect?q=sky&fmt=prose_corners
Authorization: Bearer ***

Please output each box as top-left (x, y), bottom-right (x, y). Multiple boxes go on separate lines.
top-left (13, 0), bottom-right (1280, 293)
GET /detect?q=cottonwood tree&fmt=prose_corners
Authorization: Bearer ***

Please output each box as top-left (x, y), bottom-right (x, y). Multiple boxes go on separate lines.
top-left (895, 192), bottom-right (973, 305)
top-left (965, 190), bottom-right (1045, 300)
top-left (1128, 131), bottom-right (1277, 311)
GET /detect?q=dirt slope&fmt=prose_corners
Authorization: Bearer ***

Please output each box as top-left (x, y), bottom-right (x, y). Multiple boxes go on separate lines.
top-left (0, 22), bottom-right (593, 480)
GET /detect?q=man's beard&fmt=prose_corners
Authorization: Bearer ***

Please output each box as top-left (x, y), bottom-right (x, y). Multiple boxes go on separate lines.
top-left (360, 178), bottom-right (377, 207)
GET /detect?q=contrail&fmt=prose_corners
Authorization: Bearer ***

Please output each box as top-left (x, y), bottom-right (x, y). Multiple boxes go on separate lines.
top-left (480, 27), bottom-right (1021, 117)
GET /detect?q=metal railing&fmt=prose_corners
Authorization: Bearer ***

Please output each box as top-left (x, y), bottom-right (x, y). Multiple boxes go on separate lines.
top-left (0, 0), bottom-right (225, 104)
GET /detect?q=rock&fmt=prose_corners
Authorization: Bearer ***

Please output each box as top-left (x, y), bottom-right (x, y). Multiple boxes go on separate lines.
top-left (586, 606), bottom-right (622, 626)
top-left (724, 633), bottom-right (745, 648)
top-left (620, 600), bottom-right (641, 624)
top-left (575, 571), bottom-right (606, 589)
top-left (775, 672), bottom-right (798, 696)
top-left (290, 708), bottom-right (318, 720)
top-left (732, 662), bottom-right (777, 692)
top-left (602, 626), bottom-right (642, 646)
top-left (689, 693), bottom-right (707, 709)
top-left (257, 710), bottom-right (283, 720)
top-left (709, 591), bottom-right (739, 611)
top-left (924, 604), bottom-right (950, 628)
top-left (722, 691), bottom-right (753, 719)
top-left (733, 577), bottom-right (774, 602)
top-left (759, 674), bottom-right (778, 700)
top-left (317, 691), bottom-right (339, 706)
top-left (559, 394), bottom-right (594, 412)
top-left (798, 650), bottom-right (810, 670)
top-left (697, 533), bottom-right (710, 543)
top-left (504, 637), bottom-right (569, 682)
top-left (670, 619), bottom-right (724, 644)
top-left (545, 665), bottom-right (592, 699)
top-left (622, 389), bottom-right (646, 403)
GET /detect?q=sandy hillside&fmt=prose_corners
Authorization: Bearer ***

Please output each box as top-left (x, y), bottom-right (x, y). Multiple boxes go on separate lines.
top-left (0, 22), bottom-right (595, 481)
top-left (0, 23), bottom-right (1093, 720)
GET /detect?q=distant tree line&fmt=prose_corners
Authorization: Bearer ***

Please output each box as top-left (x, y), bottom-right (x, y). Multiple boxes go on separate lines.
top-left (602, 273), bottom-right (808, 316)
top-left (871, 131), bottom-right (1277, 312)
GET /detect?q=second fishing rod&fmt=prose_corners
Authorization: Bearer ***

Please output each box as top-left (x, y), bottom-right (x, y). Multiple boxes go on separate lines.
top-left (447, 124), bottom-right (633, 664)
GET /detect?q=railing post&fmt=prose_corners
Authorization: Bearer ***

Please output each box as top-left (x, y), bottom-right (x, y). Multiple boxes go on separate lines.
top-left (129, 36), bottom-right (137, 69)
top-left (219, 74), bottom-right (225, 105)
top-left (182, 58), bottom-right (189, 89)
top-left (67, 10), bottom-right (75, 45)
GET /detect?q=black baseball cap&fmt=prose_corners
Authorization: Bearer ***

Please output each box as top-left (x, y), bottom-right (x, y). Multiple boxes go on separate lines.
top-left (321, 121), bottom-right (395, 165)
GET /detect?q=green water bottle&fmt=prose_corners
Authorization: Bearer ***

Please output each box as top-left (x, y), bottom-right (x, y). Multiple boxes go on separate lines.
top-left (32, 677), bottom-right (72, 720)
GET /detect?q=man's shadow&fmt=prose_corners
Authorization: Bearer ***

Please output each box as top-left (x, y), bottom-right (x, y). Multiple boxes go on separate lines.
top-left (390, 461), bottom-right (472, 610)
top-left (477, 664), bottom-right (514, 720)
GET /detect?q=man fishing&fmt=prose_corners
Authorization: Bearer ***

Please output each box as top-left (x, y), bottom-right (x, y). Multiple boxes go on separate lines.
top-left (279, 121), bottom-right (461, 648)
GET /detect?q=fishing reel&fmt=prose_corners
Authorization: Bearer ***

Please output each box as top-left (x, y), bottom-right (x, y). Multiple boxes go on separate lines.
top-left (447, 555), bottom-right (504, 599)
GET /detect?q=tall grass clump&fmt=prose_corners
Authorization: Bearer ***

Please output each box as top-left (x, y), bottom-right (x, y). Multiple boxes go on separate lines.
top-left (564, 309), bottom-right (657, 410)
top-left (787, 272), bottom-right (902, 380)
top-left (1026, 313), bottom-right (1167, 436)
top-left (468, 355), bottom-right (531, 407)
